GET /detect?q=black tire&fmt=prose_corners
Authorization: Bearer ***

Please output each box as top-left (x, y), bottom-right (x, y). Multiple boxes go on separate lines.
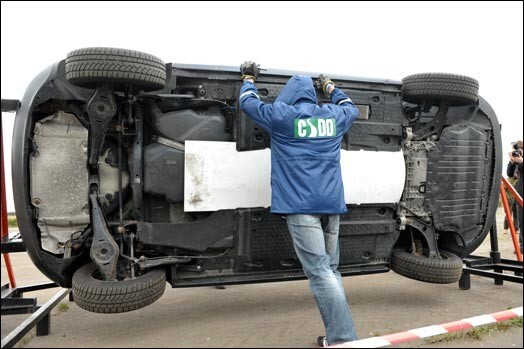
top-left (72, 262), bottom-right (166, 313)
top-left (65, 47), bottom-right (166, 91)
top-left (402, 73), bottom-right (478, 106)
top-left (390, 247), bottom-right (463, 284)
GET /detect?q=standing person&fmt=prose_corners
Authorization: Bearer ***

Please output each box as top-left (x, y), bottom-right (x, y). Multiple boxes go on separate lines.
top-left (507, 140), bottom-right (523, 253)
top-left (239, 61), bottom-right (359, 347)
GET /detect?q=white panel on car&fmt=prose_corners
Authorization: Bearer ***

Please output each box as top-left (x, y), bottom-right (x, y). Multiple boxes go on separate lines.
top-left (184, 141), bottom-right (405, 212)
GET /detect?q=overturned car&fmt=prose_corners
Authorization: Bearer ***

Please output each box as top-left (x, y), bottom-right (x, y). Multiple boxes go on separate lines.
top-left (10, 48), bottom-right (501, 313)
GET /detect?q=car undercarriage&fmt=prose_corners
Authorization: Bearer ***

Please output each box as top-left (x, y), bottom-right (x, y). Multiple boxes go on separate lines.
top-left (11, 48), bottom-right (501, 313)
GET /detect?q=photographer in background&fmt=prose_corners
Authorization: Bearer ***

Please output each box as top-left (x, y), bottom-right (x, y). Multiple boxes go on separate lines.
top-left (507, 140), bottom-right (523, 253)
top-left (503, 176), bottom-right (519, 234)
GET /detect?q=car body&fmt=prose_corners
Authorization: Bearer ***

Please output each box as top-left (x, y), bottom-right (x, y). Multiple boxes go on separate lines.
top-left (9, 48), bottom-right (502, 313)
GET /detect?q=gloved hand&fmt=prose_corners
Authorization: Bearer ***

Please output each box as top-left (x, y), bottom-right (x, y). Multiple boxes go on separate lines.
top-left (316, 74), bottom-right (335, 96)
top-left (240, 61), bottom-right (260, 81)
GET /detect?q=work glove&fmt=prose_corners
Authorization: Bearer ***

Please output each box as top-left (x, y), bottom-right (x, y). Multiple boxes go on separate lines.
top-left (316, 74), bottom-right (335, 96)
top-left (240, 61), bottom-right (260, 81)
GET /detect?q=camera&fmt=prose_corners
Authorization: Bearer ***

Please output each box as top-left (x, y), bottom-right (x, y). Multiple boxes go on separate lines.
top-left (511, 143), bottom-right (522, 157)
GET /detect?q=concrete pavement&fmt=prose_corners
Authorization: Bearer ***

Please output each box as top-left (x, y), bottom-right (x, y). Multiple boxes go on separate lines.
top-left (2, 209), bottom-right (522, 348)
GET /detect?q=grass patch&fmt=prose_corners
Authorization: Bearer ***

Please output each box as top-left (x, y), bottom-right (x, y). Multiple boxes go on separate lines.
top-left (17, 331), bottom-right (35, 347)
top-left (8, 214), bottom-right (18, 228)
top-left (57, 302), bottom-right (69, 313)
top-left (426, 317), bottom-right (522, 344)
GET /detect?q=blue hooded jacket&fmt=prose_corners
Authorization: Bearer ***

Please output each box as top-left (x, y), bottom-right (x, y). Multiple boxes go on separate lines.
top-left (239, 75), bottom-right (359, 214)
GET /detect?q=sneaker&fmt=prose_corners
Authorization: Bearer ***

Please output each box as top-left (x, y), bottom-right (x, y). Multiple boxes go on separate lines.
top-left (317, 336), bottom-right (328, 347)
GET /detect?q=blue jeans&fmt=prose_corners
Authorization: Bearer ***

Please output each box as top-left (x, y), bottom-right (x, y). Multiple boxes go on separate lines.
top-left (286, 214), bottom-right (358, 344)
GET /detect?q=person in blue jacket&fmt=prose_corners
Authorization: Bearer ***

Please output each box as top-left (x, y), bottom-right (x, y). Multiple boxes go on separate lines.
top-left (239, 61), bottom-right (360, 347)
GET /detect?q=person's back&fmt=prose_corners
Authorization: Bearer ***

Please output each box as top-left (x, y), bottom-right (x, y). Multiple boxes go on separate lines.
top-left (240, 75), bottom-right (358, 214)
top-left (239, 62), bottom-right (359, 347)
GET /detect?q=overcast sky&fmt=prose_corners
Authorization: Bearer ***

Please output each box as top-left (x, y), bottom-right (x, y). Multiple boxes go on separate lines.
top-left (1, 1), bottom-right (523, 212)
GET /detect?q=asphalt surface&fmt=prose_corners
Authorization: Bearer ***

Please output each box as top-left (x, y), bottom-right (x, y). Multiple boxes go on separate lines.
top-left (2, 209), bottom-right (523, 348)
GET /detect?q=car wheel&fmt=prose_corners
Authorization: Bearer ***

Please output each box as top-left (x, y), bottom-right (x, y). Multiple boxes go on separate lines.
top-left (390, 247), bottom-right (463, 284)
top-left (401, 73), bottom-right (478, 106)
top-left (65, 47), bottom-right (166, 91)
top-left (72, 262), bottom-right (166, 313)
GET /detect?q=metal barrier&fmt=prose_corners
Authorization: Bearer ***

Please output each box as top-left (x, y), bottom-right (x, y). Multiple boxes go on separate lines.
top-left (458, 177), bottom-right (523, 289)
top-left (500, 176), bottom-right (523, 262)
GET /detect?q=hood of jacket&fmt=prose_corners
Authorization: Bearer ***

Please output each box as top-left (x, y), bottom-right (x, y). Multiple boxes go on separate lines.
top-left (275, 75), bottom-right (318, 106)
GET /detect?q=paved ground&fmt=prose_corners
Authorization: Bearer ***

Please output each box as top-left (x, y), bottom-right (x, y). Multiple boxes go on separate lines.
top-left (2, 208), bottom-right (522, 348)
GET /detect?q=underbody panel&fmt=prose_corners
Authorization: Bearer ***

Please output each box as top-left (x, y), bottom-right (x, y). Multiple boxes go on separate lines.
top-left (12, 60), bottom-right (501, 289)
